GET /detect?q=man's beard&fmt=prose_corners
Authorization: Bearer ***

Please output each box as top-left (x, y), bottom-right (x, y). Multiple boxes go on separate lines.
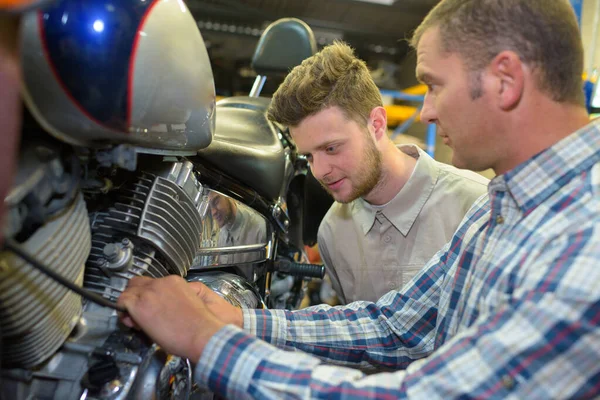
top-left (321, 136), bottom-right (382, 204)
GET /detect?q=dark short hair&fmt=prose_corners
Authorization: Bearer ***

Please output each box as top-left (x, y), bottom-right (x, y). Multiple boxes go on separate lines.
top-left (411, 0), bottom-right (584, 105)
top-left (267, 41), bottom-right (383, 127)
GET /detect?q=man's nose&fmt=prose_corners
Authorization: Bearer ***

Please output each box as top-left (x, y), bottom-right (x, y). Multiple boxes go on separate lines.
top-left (420, 94), bottom-right (437, 124)
top-left (310, 154), bottom-right (331, 181)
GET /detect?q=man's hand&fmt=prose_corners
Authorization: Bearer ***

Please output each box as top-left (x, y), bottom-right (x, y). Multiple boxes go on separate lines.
top-left (117, 275), bottom-right (241, 362)
top-left (188, 280), bottom-right (244, 327)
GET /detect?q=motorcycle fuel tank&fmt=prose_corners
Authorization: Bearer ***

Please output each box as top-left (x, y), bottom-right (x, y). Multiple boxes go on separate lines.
top-left (19, 0), bottom-right (216, 153)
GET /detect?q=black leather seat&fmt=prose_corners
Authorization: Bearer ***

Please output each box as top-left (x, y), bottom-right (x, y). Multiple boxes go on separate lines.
top-left (252, 18), bottom-right (317, 76)
top-left (196, 97), bottom-right (285, 201)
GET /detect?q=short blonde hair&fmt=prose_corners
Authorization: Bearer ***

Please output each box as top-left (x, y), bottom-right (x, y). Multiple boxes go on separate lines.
top-left (267, 41), bottom-right (382, 127)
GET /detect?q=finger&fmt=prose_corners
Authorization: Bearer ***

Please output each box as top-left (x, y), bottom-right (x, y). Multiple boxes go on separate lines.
top-left (126, 276), bottom-right (154, 288)
top-left (117, 289), bottom-right (154, 331)
top-left (116, 289), bottom-right (131, 307)
top-left (116, 286), bottom-right (144, 313)
top-left (190, 283), bottom-right (223, 306)
top-left (118, 312), bottom-right (139, 329)
top-left (188, 281), bottom-right (208, 295)
top-left (116, 291), bottom-right (139, 328)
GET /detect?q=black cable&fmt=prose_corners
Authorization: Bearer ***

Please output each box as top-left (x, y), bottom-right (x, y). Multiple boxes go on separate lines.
top-left (3, 239), bottom-right (126, 312)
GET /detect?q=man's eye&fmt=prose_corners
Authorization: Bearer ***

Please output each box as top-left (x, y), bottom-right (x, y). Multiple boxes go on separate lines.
top-left (427, 83), bottom-right (438, 92)
top-left (325, 145), bottom-right (337, 153)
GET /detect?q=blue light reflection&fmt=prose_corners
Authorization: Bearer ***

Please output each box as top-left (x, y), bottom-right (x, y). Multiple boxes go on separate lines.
top-left (92, 19), bottom-right (104, 32)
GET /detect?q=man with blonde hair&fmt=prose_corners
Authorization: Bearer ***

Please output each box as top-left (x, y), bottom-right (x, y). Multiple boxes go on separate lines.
top-left (119, 0), bottom-right (600, 397)
top-left (268, 40), bottom-right (487, 303)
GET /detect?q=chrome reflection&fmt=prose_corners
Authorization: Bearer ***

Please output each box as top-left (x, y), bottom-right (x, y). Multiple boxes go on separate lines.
top-left (186, 272), bottom-right (263, 309)
top-left (192, 190), bottom-right (268, 268)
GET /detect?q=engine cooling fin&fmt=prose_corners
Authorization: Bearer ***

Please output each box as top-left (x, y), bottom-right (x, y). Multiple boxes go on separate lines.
top-left (138, 175), bottom-right (203, 275)
top-left (0, 194), bottom-right (90, 368)
top-left (84, 172), bottom-right (203, 301)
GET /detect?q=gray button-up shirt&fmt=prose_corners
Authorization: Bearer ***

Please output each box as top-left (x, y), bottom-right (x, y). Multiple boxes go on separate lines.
top-left (317, 145), bottom-right (489, 304)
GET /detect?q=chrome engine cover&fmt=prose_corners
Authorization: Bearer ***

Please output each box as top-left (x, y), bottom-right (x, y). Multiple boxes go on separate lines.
top-left (187, 272), bottom-right (263, 309)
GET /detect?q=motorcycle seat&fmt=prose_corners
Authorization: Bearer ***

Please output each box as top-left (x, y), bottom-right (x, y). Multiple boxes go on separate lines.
top-left (252, 18), bottom-right (317, 76)
top-left (196, 96), bottom-right (285, 201)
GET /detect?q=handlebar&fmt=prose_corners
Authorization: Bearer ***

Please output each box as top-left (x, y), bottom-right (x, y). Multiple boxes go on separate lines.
top-left (273, 260), bottom-right (325, 279)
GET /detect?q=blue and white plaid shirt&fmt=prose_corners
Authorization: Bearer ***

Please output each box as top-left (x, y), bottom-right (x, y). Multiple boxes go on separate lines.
top-left (195, 120), bottom-right (600, 399)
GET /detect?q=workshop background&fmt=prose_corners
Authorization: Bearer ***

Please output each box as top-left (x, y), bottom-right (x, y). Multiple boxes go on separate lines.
top-left (187, 0), bottom-right (599, 181)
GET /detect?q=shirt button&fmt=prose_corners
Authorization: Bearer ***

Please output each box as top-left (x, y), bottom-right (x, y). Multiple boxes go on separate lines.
top-left (501, 374), bottom-right (515, 390)
top-left (384, 235), bottom-right (392, 243)
top-left (496, 215), bottom-right (505, 224)
top-left (387, 281), bottom-right (396, 290)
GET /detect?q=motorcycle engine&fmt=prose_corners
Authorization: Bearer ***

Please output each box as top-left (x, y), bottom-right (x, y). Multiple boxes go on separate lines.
top-left (1, 1), bottom-right (268, 397)
top-left (0, 138), bottom-right (260, 399)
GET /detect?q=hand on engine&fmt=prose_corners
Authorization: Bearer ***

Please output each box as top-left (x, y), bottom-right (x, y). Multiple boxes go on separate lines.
top-left (187, 281), bottom-right (244, 327)
top-left (117, 275), bottom-right (227, 363)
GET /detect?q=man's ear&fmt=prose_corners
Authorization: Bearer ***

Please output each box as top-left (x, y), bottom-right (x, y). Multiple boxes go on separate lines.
top-left (488, 51), bottom-right (524, 111)
top-left (368, 106), bottom-right (388, 140)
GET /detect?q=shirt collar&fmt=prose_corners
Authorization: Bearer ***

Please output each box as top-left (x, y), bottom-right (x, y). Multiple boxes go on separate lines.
top-left (494, 119), bottom-right (600, 214)
top-left (353, 144), bottom-right (440, 236)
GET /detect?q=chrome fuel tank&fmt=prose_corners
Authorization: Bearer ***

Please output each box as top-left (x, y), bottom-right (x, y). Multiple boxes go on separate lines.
top-left (20, 0), bottom-right (215, 153)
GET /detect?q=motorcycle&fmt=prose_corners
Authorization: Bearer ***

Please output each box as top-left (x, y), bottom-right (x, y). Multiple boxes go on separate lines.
top-left (0, 1), bottom-right (328, 398)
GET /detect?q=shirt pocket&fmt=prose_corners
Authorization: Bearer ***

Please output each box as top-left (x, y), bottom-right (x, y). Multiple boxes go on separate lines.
top-left (399, 263), bottom-right (428, 290)
top-left (378, 264), bottom-right (423, 299)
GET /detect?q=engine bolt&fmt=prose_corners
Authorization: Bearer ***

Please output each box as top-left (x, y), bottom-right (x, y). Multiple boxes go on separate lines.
top-left (103, 243), bottom-right (123, 263)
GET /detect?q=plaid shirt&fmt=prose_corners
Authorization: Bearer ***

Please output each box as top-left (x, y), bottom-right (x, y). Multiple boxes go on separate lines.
top-left (195, 120), bottom-right (600, 399)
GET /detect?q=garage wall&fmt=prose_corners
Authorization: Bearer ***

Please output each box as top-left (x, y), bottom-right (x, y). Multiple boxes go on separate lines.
top-left (581, 0), bottom-right (600, 75)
